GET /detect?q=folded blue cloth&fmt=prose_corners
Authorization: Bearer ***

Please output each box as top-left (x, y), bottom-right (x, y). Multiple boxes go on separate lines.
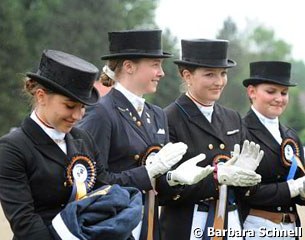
top-left (51, 184), bottom-right (142, 240)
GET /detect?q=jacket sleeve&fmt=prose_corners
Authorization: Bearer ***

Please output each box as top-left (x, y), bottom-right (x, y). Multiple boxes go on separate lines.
top-left (0, 138), bottom-right (53, 239)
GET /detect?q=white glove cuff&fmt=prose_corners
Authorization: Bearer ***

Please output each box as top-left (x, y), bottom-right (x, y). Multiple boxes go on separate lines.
top-left (145, 164), bottom-right (156, 180)
top-left (216, 163), bottom-right (226, 185)
top-left (287, 179), bottom-right (300, 198)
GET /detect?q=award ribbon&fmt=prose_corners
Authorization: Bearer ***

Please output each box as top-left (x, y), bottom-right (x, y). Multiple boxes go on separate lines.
top-left (65, 154), bottom-right (96, 201)
top-left (281, 138), bottom-right (305, 180)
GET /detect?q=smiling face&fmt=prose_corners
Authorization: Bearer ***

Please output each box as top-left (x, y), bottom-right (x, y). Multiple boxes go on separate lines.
top-left (35, 89), bottom-right (85, 133)
top-left (247, 83), bottom-right (289, 119)
top-left (120, 58), bottom-right (165, 96)
top-left (183, 67), bottom-right (228, 105)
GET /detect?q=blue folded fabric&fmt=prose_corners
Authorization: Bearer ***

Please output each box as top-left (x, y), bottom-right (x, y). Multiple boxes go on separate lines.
top-left (51, 184), bottom-right (142, 240)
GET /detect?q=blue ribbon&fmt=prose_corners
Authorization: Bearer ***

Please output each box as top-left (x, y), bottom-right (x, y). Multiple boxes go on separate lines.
top-left (287, 155), bottom-right (298, 180)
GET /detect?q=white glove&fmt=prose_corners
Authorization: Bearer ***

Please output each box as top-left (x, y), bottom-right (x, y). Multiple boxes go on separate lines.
top-left (226, 140), bottom-right (264, 171)
top-left (217, 163), bottom-right (261, 186)
top-left (166, 154), bottom-right (214, 186)
top-left (145, 142), bottom-right (187, 179)
top-left (287, 176), bottom-right (305, 198)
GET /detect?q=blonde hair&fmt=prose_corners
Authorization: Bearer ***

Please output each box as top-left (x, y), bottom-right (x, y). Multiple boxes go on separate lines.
top-left (99, 60), bottom-right (123, 87)
top-left (99, 58), bottom-right (142, 87)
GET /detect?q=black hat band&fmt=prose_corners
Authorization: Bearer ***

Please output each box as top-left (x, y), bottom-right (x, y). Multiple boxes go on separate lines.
top-left (182, 57), bottom-right (230, 65)
top-left (251, 75), bottom-right (290, 81)
top-left (110, 48), bottom-right (164, 54)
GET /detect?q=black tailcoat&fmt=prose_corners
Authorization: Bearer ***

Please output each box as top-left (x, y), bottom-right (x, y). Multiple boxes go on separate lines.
top-left (241, 109), bottom-right (305, 223)
top-left (0, 117), bottom-right (147, 239)
top-left (78, 88), bottom-right (169, 239)
top-left (158, 95), bottom-right (247, 240)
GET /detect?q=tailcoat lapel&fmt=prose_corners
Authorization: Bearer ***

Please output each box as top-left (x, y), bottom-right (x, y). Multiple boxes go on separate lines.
top-left (280, 124), bottom-right (290, 139)
top-left (111, 89), bottom-right (153, 145)
top-left (22, 117), bottom-right (68, 167)
top-left (65, 132), bottom-right (85, 157)
top-left (175, 95), bottom-right (225, 143)
top-left (22, 117), bottom-right (95, 171)
top-left (244, 109), bottom-right (280, 154)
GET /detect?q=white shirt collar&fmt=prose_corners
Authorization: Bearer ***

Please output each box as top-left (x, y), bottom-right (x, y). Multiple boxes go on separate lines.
top-left (251, 106), bottom-right (279, 126)
top-left (251, 106), bottom-right (282, 144)
top-left (194, 101), bottom-right (214, 123)
top-left (114, 82), bottom-right (146, 116)
top-left (30, 111), bottom-right (66, 141)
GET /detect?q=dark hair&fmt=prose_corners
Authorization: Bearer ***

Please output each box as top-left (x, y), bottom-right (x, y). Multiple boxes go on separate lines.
top-left (177, 64), bottom-right (197, 76)
top-left (177, 65), bottom-right (198, 92)
top-left (23, 77), bottom-right (53, 108)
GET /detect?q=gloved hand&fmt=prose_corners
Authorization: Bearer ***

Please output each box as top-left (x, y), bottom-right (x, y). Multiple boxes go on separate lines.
top-left (287, 176), bottom-right (305, 198)
top-left (145, 142), bottom-right (188, 179)
top-left (166, 154), bottom-right (214, 186)
top-left (217, 163), bottom-right (261, 186)
top-left (225, 140), bottom-right (264, 171)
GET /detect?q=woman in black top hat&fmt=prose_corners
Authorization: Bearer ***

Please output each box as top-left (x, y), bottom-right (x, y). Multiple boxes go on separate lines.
top-left (157, 39), bottom-right (263, 240)
top-left (241, 61), bottom-right (305, 239)
top-left (78, 30), bottom-right (217, 240)
top-left (0, 49), bottom-right (161, 240)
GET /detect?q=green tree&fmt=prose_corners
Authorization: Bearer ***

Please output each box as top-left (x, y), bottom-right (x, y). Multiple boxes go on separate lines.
top-left (39, 0), bottom-right (158, 66)
top-left (217, 17), bottom-right (250, 113)
top-left (0, 1), bottom-right (29, 133)
top-left (0, 0), bottom-right (169, 136)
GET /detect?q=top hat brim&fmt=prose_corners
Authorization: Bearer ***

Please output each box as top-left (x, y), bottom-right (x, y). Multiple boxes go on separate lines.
top-left (26, 73), bottom-right (99, 105)
top-left (243, 77), bottom-right (297, 87)
top-left (101, 52), bottom-right (172, 60)
top-left (173, 59), bottom-right (236, 68)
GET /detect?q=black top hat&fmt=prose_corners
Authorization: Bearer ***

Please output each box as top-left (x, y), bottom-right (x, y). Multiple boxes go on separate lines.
top-left (27, 50), bottom-right (99, 105)
top-left (101, 30), bottom-right (172, 60)
top-left (243, 61), bottom-right (296, 87)
top-left (174, 39), bottom-right (236, 68)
